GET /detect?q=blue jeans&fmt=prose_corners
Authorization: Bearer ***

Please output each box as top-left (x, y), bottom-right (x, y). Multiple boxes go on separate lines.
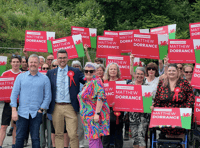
top-left (15, 112), bottom-right (42, 148)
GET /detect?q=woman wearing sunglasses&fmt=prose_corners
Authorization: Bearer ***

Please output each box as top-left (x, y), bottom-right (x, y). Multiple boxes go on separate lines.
top-left (41, 63), bottom-right (50, 71)
top-left (78, 62), bottom-right (110, 148)
top-left (183, 65), bottom-right (193, 84)
top-left (51, 59), bottom-right (59, 69)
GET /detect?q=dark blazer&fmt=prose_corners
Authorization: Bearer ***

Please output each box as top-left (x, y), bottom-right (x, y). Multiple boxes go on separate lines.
top-left (46, 66), bottom-right (85, 114)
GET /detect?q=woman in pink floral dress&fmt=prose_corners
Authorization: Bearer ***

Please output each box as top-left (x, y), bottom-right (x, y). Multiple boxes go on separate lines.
top-left (78, 62), bottom-right (110, 148)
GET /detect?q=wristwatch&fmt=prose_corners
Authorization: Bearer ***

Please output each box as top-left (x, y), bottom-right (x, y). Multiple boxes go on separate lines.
top-left (39, 108), bottom-right (44, 113)
top-left (95, 112), bottom-right (100, 115)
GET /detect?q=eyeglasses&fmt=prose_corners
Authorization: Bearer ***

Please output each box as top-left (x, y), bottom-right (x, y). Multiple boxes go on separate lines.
top-left (178, 67), bottom-right (182, 70)
top-left (52, 65), bottom-right (58, 68)
top-left (47, 58), bottom-right (54, 61)
top-left (12, 54), bottom-right (21, 60)
top-left (184, 71), bottom-right (193, 74)
top-left (58, 57), bottom-right (67, 60)
top-left (74, 66), bottom-right (80, 68)
top-left (42, 67), bottom-right (50, 70)
top-left (136, 73), bottom-right (144, 76)
top-left (84, 70), bottom-right (95, 73)
top-left (147, 67), bottom-right (156, 71)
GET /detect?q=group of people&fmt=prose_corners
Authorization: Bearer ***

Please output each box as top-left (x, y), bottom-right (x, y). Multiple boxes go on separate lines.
top-left (0, 45), bottom-right (197, 148)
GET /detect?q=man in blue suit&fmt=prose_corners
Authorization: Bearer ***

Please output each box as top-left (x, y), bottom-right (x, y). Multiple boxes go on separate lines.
top-left (46, 49), bottom-right (85, 148)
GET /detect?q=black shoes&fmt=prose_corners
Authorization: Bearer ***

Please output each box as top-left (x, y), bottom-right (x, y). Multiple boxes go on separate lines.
top-left (7, 127), bottom-right (13, 136)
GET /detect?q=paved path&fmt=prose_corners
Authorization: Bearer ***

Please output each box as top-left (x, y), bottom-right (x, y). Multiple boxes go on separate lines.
top-left (0, 102), bottom-right (147, 148)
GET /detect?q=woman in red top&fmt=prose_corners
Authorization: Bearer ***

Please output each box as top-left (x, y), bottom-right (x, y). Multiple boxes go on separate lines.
top-left (102, 63), bottom-right (124, 148)
top-left (151, 64), bottom-right (194, 139)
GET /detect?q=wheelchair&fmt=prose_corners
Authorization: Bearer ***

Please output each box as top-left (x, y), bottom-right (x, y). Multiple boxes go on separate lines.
top-left (151, 126), bottom-right (188, 148)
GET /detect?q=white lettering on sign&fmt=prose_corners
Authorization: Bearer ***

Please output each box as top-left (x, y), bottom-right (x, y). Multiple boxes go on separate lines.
top-left (119, 32), bottom-right (133, 35)
top-left (169, 49), bottom-right (193, 53)
top-left (116, 86), bottom-right (134, 90)
top-left (0, 86), bottom-right (13, 90)
top-left (0, 78), bottom-right (14, 81)
top-left (98, 45), bottom-right (119, 49)
top-left (26, 39), bottom-right (46, 43)
top-left (52, 39), bottom-right (67, 44)
top-left (170, 41), bottom-right (186, 44)
top-left (105, 32), bottom-right (118, 36)
top-left (115, 95), bottom-right (141, 100)
top-left (151, 27), bottom-right (163, 32)
top-left (99, 37), bottom-right (113, 41)
top-left (133, 43), bottom-right (157, 48)
top-left (27, 32), bottom-right (41, 35)
top-left (197, 98), bottom-right (200, 102)
top-left (153, 115), bottom-right (179, 119)
top-left (120, 40), bottom-right (132, 43)
top-left (108, 56), bottom-right (123, 60)
top-left (191, 24), bottom-right (200, 28)
top-left (192, 32), bottom-right (200, 36)
top-left (196, 65), bottom-right (200, 69)
top-left (134, 34), bottom-right (151, 38)
top-left (194, 74), bottom-right (200, 78)
top-left (72, 28), bottom-right (84, 31)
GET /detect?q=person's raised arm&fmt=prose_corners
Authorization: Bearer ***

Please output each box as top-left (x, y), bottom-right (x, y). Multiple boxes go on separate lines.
top-left (84, 45), bottom-right (92, 62)
top-left (130, 54), bottom-right (135, 78)
top-left (23, 48), bottom-right (29, 60)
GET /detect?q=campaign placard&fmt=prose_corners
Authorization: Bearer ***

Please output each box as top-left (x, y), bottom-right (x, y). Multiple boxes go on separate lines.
top-left (118, 30), bottom-right (135, 53)
top-left (96, 36), bottom-right (120, 58)
top-left (0, 56), bottom-right (7, 76)
top-left (132, 33), bottom-right (159, 59)
top-left (189, 22), bottom-right (200, 39)
top-left (191, 63), bottom-right (200, 89)
top-left (158, 34), bottom-right (168, 60)
top-left (106, 55), bottom-right (131, 79)
top-left (168, 39), bottom-right (195, 63)
top-left (150, 24), bottom-right (176, 39)
top-left (113, 84), bottom-right (143, 112)
top-left (149, 108), bottom-right (192, 129)
top-left (52, 36), bottom-right (79, 59)
top-left (194, 97), bottom-right (200, 125)
top-left (193, 39), bottom-right (200, 63)
top-left (132, 57), bottom-right (141, 72)
top-left (71, 26), bottom-right (91, 47)
top-left (0, 77), bottom-right (15, 101)
top-left (24, 30), bottom-right (48, 52)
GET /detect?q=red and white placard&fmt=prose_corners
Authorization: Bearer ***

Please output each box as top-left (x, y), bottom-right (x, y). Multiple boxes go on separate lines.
top-left (52, 36), bottom-right (78, 59)
top-left (0, 77), bottom-right (15, 101)
top-left (194, 97), bottom-right (200, 125)
top-left (118, 30), bottom-right (135, 53)
top-left (132, 33), bottom-right (159, 59)
top-left (24, 30), bottom-right (48, 52)
top-left (71, 26), bottom-right (91, 47)
top-left (113, 84), bottom-right (143, 112)
top-left (168, 39), bottom-right (195, 63)
top-left (189, 22), bottom-right (200, 39)
top-left (191, 64), bottom-right (200, 89)
top-left (38, 70), bottom-right (47, 75)
top-left (104, 82), bottom-right (115, 107)
top-left (106, 55), bottom-right (131, 79)
top-left (96, 36), bottom-right (120, 58)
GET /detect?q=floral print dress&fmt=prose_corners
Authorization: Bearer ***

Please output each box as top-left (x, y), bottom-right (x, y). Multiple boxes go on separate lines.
top-left (78, 76), bottom-right (110, 140)
top-left (154, 78), bottom-right (195, 135)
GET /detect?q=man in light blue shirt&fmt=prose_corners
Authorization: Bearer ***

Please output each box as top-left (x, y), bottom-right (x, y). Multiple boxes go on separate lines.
top-left (10, 54), bottom-right (51, 148)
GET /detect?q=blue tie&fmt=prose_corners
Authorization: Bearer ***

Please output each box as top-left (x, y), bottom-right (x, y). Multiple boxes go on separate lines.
top-left (60, 69), bottom-right (65, 100)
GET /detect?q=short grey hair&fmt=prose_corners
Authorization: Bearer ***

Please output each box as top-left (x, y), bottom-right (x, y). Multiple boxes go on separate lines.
top-left (97, 64), bottom-right (105, 71)
top-left (51, 59), bottom-right (57, 65)
top-left (71, 60), bottom-right (82, 69)
top-left (28, 54), bottom-right (39, 62)
top-left (39, 56), bottom-right (45, 62)
top-left (135, 67), bottom-right (146, 74)
top-left (84, 62), bottom-right (96, 70)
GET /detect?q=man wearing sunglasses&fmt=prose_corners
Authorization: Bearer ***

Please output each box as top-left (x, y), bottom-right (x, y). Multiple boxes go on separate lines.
top-left (0, 55), bottom-right (22, 148)
top-left (46, 49), bottom-right (85, 148)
